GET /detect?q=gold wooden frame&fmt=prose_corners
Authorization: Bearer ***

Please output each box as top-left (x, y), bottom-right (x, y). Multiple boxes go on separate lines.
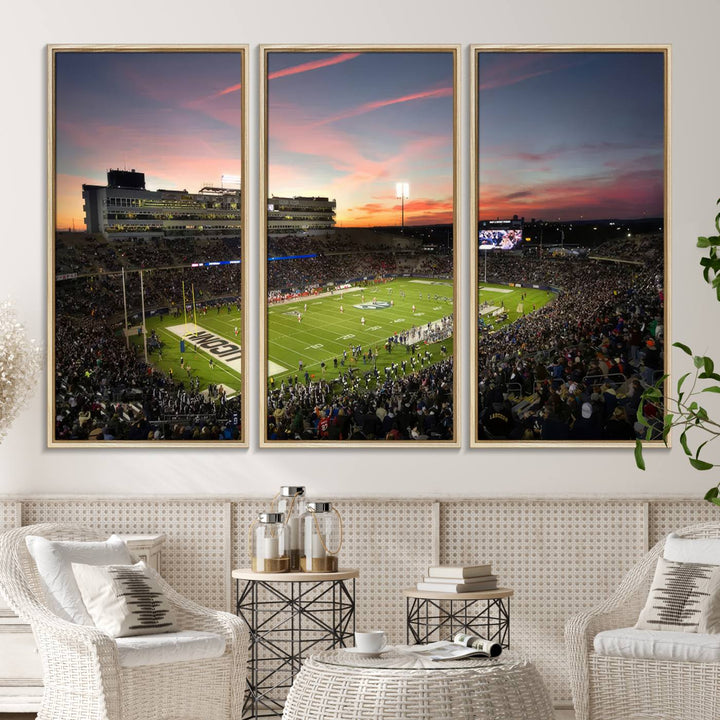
top-left (48, 45), bottom-right (249, 447)
top-left (469, 45), bottom-right (671, 448)
top-left (259, 45), bottom-right (460, 447)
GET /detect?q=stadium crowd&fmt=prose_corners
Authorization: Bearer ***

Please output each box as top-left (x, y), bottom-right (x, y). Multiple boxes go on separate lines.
top-left (54, 317), bottom-right (242, 441)
top-left (477, 247), bottom-right (665, 442)
top-left (266, 358), bottom-right (454, 441)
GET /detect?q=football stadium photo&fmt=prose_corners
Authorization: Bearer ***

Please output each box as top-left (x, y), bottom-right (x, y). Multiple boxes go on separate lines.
top-left (51, 48), bottom-right (247, 443)
top-left (263, 48), bottom-right (457, 444)
top-left (473, 48), bottom-right (668, 444)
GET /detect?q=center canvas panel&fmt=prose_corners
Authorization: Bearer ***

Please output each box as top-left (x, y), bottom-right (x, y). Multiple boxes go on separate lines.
top-left (261, 47), bottom-right (458, 446)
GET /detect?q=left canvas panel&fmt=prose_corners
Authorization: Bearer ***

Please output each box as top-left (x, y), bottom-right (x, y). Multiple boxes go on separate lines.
top-left (49, 46), bottom-right (248, 446)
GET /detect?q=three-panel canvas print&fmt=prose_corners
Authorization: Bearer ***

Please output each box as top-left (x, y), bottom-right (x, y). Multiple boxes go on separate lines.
top-left (48, 44), bottom-right (668, 448)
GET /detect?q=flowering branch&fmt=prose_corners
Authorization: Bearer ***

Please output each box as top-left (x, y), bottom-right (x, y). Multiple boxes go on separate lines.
top-left (0, 302), bottom-right (42, 442)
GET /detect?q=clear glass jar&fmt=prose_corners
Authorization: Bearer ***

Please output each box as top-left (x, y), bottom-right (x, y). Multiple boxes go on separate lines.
top-left (276, 486), bottom-right (306, 571)
top-left (301, 502), bottom-right (342, 573)
top-left (251, 512), bottom-right (290, 573)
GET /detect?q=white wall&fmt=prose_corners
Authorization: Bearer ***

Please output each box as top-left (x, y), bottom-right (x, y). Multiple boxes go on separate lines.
top-left (1, 0), bottom-right (719, 498)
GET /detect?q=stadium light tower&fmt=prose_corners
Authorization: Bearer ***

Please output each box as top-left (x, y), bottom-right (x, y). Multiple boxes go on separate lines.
top-left (480, 244), bottom-right (490, 283)
top-left (395, 182), bottom-right (409, 232)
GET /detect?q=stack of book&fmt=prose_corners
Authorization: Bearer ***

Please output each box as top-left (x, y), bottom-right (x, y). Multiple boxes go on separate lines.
top-left (416, 564), bottom-right (498, 593)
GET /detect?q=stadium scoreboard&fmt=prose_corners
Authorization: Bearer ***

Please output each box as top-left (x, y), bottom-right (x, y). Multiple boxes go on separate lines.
top-left (479, 219), bottom-right (523, 251)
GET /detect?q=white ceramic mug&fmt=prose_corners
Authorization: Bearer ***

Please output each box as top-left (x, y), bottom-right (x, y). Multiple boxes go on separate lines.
top-left (354, 630), bottom-right (387, 654)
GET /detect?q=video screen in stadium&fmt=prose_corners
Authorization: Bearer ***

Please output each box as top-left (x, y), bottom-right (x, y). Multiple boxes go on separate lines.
top-left (478, 221), bottom-right (523, 250)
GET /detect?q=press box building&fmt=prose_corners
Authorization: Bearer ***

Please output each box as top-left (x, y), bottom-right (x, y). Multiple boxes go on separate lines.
top-left (82, 169), bottom-right (243, 242)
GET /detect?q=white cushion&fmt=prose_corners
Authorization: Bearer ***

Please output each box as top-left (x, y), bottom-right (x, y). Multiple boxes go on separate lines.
top-left (115, 630), bottom-right (226, 668)
top-left (26, 535), bottom-right (133, 625)
top-left (72, 561), bottom-right (178, 638)
top-left (595, 627), bottom-right (720, 663)
top-left (664, 532), bottom-right (720, 565)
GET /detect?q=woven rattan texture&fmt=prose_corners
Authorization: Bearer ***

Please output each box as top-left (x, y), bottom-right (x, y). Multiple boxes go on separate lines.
top-left (0, 524), bottom-right (248, 720)
top-left (283, 653), bottom-right (555, 720)
top-left (440, 500), bottom-right (646, 704)
top-left (648, 500), bottom-right (720, 545)
top-left (22, 501), bottom-right (227, 610)
top-left (0, 501), bottom-right (17, 532)
top-left (341, 500), bottom-right (433, 643)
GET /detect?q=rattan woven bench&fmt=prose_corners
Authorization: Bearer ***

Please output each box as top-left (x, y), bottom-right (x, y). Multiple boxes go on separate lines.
top-left (282, 647), bottom-right (554, 720)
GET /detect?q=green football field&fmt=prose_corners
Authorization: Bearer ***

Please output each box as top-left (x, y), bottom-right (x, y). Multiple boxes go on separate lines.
top-left (130, 306), bottom-right (244, 397)
top-left (267, 278), bottom-right (454, 385)
top-left (126, 278), bottom-right (554, 395)
top-left (478, 284), bottom-right (557, 333)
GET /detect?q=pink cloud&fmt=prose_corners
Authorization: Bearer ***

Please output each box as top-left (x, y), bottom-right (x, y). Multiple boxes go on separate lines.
top-left (479, 166), bottom-right (663, 220)
top-left (269, 53), bottom-right (361, 82)
top-left (478, 54), bottom-right (578, 92)
top-left (314, 86), bottom-right (453, 126)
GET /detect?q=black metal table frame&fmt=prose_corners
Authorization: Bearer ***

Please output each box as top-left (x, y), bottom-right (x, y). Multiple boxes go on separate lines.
top-left (406, 595), bottom-right (510, 648)
top-left (236, 577), bottom-right (356, 719)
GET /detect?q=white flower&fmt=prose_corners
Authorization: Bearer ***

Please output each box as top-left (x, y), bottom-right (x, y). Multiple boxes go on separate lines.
top-left (0, 301), bottom-right (42, 442)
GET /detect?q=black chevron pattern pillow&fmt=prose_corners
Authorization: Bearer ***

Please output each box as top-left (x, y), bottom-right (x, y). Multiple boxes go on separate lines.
top-left (636, 557), bottom-right (720, 633)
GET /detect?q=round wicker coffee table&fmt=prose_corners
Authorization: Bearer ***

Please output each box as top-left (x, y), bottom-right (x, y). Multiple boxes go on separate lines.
top-left (282, 647), bottom-right (554, 720)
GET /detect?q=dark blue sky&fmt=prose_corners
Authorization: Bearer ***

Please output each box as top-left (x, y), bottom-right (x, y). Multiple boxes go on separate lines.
top-left (477, 51), bottom-right (665, 220)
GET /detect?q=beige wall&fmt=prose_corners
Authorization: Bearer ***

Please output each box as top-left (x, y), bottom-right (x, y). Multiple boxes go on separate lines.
top-left (2, 0), bottom-right (720, 496)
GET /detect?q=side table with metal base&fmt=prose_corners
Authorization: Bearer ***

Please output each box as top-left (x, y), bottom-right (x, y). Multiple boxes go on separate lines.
top-left (404, 587), bottom-right (513, 647)
top-left (233, 568), bottom-right (359, 719)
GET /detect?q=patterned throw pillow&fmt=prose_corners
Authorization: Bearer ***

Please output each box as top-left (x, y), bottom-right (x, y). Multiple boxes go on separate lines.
top-left (71, 561), bottom-right (178, 638)
top-left (636, 557), bottom-right (720, 633)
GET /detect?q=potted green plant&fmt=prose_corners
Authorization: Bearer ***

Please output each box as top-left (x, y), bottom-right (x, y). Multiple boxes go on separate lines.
top-left (635, 199), bottom-right (720, 506)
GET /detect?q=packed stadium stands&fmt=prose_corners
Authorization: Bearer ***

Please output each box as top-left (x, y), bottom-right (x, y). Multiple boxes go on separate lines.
top-left (476, 235), bottom-right (664, 442)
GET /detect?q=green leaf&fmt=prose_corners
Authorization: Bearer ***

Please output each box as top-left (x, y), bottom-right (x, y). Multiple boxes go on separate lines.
top-left (698, 372), bottom-right (720, 382)
top-left (636, 404), bottom-right (650, 428)
top-left (696, 440), bottom-right (710, 460)
top-left (689, 458), bottom-right (715, 471)
top-left (699, 236), bottom-right (711, 248)
top-left (634, 439), bottom-right (646, 471)
top-left (705, 487), bottom-right (720, 501)
top-left (680, 430), bottom-right (691, 456)
top-left (705, 357), bottom-right (715, 375)
top-left (708, 496), bottom-right (720, 508)
top-left (673, 342), bottom-right (692, 356)
top-left (694, 356), bottom-right (705, 369)
top-left (701, 386), bottom-right (720, 394)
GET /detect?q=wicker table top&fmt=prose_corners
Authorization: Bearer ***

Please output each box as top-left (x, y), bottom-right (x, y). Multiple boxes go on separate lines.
top-left (284, 647), bottom-right (554, 719)
top-left (313, 646), bottom-right (518, 671)
top-left (403, 587), bottom-right (513, 600)
top-left (233, 568), bottom-right (359, 582)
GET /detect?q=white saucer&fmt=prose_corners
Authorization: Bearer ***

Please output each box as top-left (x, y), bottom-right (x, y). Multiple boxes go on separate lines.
top-left (343, 647), bottom-right (390, 657)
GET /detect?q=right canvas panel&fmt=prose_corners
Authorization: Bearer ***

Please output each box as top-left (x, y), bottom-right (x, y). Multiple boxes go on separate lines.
top-left (471, 47), bottom-right (669, 446)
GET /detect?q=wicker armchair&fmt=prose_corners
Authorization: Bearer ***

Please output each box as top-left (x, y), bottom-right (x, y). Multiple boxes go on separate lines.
top-left (565, 521), bottom-right (720, 720)
top-left (0, 523), bottom-right (248, 720)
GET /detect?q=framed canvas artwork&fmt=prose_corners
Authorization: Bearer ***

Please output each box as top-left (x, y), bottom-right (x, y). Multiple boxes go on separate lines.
top-left (49, 46), bottom-right (248, 445)
top-left (470, 46), bottom-right (670, 446)
top-left (260, 45), bottom-right (459, 446)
